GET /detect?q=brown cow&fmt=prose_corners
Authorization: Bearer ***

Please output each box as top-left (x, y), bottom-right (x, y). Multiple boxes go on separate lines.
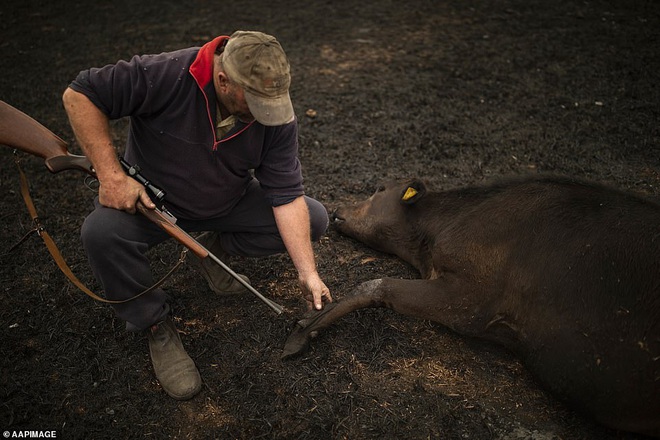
top-left (283, 175), bottom-right (660, 437)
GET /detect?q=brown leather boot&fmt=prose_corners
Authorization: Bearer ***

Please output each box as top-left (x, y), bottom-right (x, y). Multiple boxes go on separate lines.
top-left (194, 232), bottom-right (251, 294)
top-left (147, 317), bottom-right (202, 400)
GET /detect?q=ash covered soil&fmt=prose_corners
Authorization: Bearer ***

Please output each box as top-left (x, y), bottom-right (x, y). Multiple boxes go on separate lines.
top-left (1, 1), bottom-right (659, 439)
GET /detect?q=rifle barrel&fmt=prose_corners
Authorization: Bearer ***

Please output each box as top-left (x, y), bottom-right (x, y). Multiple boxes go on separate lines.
top-left (136, 203), bottom-right (285, 314)
top-left (206, 251), bottom-right (284, 315)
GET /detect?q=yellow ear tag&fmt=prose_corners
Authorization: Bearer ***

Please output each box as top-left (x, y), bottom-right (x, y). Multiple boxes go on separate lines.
top-left (402, 187), bottom-right (418, 201)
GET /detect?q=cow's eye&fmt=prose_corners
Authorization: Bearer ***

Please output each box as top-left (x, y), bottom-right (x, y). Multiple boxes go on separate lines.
top-left (376, 185), bottom-right (386, 193)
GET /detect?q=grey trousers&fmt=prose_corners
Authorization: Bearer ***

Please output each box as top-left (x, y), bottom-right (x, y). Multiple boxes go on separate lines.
top-left (80, 179), bottom-right (329, 331)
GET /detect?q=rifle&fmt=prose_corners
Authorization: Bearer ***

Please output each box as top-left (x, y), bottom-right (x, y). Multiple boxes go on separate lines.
top-left (0, 100), bottom-right (284, 315)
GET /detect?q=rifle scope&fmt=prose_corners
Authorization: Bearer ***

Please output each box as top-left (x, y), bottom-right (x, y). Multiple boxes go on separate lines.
top-left (119, 157), bottom-right (166, 202)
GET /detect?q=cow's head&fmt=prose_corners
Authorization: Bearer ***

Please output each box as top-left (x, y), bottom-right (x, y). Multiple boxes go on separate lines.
top-left (332, 179), bottom-right (427, 254)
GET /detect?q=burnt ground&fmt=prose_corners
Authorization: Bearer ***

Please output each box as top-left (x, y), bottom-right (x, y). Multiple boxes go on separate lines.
top-left (1, 0), bottom-right (659, 439)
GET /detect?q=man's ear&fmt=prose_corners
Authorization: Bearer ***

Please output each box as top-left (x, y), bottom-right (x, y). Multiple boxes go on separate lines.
top-left (217, 71), bottom-right (231, 91)
top-left (400, 179), bottom-right (427, 205)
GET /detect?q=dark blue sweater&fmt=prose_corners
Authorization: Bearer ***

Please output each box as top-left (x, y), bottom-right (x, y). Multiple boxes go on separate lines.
top-left (69, 36), bottom-right (304, 219)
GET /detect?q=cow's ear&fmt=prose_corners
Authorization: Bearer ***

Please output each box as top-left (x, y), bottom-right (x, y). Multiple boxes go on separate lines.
top-left (400, 179), bottom-right (427, 205)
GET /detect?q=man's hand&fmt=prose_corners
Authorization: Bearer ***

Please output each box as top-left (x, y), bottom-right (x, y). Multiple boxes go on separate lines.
top-left (299, 271), bottom-right (333, 311)
top-left (98, 172), bottom-right (156, 214)
top-left (273, 196), bottom-right (332, 310)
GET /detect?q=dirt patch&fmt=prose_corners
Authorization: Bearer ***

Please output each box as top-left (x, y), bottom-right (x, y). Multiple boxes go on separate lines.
top-left (1, 0), bottom-right (658, 438)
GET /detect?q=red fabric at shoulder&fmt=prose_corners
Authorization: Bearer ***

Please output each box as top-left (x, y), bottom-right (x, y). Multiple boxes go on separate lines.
top-left (189, 35), bottom-right (229, 88)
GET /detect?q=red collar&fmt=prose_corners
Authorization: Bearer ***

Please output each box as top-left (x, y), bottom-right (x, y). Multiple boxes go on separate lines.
top-left (189, 35), bottom-right (229, 88)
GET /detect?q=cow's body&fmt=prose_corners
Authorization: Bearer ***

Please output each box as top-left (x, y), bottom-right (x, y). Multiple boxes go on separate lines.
top-left (283, 175), bottom-right (660, 437)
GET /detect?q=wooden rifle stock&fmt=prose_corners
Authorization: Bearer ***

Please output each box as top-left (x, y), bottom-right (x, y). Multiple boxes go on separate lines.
top-left (136, 204), bottom-right (208, 259)
top-left (0, 100), bottom-right (284, 314)
top-left (45, 153), bottom-right (95, 175)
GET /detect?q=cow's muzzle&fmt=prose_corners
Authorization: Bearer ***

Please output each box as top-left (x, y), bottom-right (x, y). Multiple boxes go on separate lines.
top-left (330, 209), bottom-right (345, 224)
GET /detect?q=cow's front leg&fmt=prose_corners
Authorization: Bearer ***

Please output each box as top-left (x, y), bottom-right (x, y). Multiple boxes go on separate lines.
top-left (282, 279), bottom-right (386, 359)
top-left (282, 276), bottom-right (475, 359)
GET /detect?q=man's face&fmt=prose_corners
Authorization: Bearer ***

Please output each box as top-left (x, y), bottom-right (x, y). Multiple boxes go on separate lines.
top-left (218, 75), bottom-right (254, 123)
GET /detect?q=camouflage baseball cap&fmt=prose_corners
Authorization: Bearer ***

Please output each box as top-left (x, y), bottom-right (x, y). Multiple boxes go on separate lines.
top-left (222, 31), bottom-right (294, 126)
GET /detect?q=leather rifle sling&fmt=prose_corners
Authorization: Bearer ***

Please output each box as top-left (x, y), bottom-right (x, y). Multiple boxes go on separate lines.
top-left (12, 153), bottom-right (186, 304)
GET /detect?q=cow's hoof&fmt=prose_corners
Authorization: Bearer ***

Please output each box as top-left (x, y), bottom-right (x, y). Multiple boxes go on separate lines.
top-left (281, 303), bottom-right (338, 360)
top-left (281, 322), bottom-right (311, 359)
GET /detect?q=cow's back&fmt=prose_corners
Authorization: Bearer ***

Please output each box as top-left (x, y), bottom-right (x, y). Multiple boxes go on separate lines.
top-left (423, 177), bottom-right (660, 434)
